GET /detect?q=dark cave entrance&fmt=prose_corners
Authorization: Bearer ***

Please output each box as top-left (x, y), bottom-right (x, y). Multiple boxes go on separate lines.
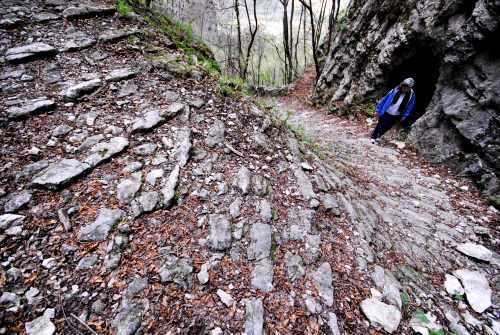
top-left (384, 45), bottom-right (441, 128)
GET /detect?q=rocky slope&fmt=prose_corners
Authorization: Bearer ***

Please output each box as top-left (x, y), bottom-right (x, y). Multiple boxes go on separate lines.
top-left (315, 0), bottom-right (500, 199)
top-left (0, 1), bottom-right (498, 335)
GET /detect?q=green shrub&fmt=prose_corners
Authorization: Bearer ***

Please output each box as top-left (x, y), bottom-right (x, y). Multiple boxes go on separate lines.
top-left (410, 308), bottom-right (430, 323)
top-left (489, 195), bottom-right (500, 205)
top-left (117, 0), bottom-right (133, 13)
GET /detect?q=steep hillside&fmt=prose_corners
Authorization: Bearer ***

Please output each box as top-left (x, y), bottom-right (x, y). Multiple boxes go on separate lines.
top-left (0, 1), bottom-right (498, 335)
top-left (315, 0), bottom-right (500, 199)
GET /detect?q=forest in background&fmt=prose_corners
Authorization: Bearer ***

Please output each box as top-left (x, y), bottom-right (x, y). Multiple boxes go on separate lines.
top-left (149, 0), bottom-right (349, 87)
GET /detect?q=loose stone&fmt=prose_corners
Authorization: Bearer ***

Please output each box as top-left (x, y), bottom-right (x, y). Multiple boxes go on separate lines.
top-left (117, 172), bottom-right (142, 204)
top-left (146, 169), bottom-right (164, 186)
top-left (161, 165), bottom-right (180, 208)
top-left (137, 192), bottom-right (159, 213)
top-left (31, 159), bottom-right (90, 189)
top-left (284, 252), bottom-right (306, 282)
top-left (216, 289), bottom-right (234, 307)
top-left (111, 305), bottom-right (142, 335)
top-left (247, 223), bottom-right (271, 261)
top-left (313, 262), bottom-right (334, 307)
top-left (229, 198), bottom-right (242, 218)
top-left (25, 308), bottom-right (56, 335)
top-left (7, 99), bottom-right (56, 119)
top-left (0, 214), bottom-right (25, 231)
top-left (205, 120), bottom-right (225, 147)
top-left (76, 255), bottom-right (98, 270)
top-left (304, 234), bottom-right (321, 264)
top-left (61, 79), bottom-right (102, 100)
top-left (78, 208), bottom-right (124, 242)
top-left (360, 298), bottom-right (402, 333)
top-left (158, 255), bottom-right (193, 291)
top-left (5, 43), bottom-right (57, 63)
top-left (251, 258), bottom-right (273, 293)
top-left (453, 269), bottom-right (492, 313)
top-left (106, 68), bottom-right (137, 82)
top-left (456, 242), bottom-right (492, 262)
top-left (444, 274), bottom-right (465, 296)
top-left (234, 167), bottom-right (251, 194)
top-left (244, 298), bottom-right (264, 335)
top-left (4, 191), bottom-right (32, 212)
top-left (303, 294), bottom-right (323, 314)
top-left (328, 312), bottom-right (341, 335)
top-left (174, 127), bottom-right (192, 167)
top-left (208, 214), bottom-right (232, 251)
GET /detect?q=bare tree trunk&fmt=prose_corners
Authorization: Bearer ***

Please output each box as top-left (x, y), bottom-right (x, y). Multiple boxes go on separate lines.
top-left (298, 0), bottom-right (328, 82)
top-left (234, 0), bottom-right (243, 77)
top-left (303, 7), bottom-right (307, 68)
top-left (241, 0), bottom-right (258, 79)
top-left (294, 4), bottom-right (304, 75)
top-left (280, 0), bottom-right (294, 84)
top-left (326, 0), bottom-right (340, 56)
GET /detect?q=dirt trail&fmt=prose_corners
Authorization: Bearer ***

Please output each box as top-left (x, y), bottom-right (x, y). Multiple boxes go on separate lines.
top-left (268, 69), bottom-right (500, 333)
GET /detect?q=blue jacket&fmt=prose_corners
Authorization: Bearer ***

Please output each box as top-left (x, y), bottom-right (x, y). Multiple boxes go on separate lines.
top-left (376, 87), bottom-right (415, 118)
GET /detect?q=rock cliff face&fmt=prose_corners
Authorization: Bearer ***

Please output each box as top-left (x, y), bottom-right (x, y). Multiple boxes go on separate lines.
top-left (316, 0), bottom-right (500, 196)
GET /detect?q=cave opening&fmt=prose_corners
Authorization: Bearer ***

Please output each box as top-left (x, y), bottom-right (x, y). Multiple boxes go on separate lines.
top-left (383, 45), bottom-right (441, 128)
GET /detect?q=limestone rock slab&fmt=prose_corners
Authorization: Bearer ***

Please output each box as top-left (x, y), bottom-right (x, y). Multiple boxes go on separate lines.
top-left (247, 223), bottom-right (271, 261)
top-left (360, 298), bottom-right (401, 333)
top-left (244, 298), bottom-right (264, 335)
top-left (0, 214), bottom-right (25, 230)
top-left (106, 68), bottom-right (138, 82)
top-left (78, 208), bottom-right (124, 242)
top-left (5, 43), bottom-right (57, 63)
top-left (31, 159), bottom-right (90, 189)
top-left (7, 99), bottom-right (56, 119)
top-left (63, 5), bottom-right (115, 19)
top-left (293, 167), bottom-right (315, 201)
top-left (61, 79), bottom-right (102, 100)
top-left (158, 255), bottom-right (193, 290)
top-left (131, 110), bottom-right (164, 133)
top-left (173, 127), bottom-right (192, 167)
top-left (453, 269), bottom-right (492, 313)
top-left (85, 137), bottom-right (129, 167)
top-left (251, 258), bottom-right (273, 293)
top-left (313, 262), bottom-right (334, 307)
top-left (99, 29), bottom-right (138, 42)
top-left (117, 172), bottom-right (142, 204)
top-left (25, 308), bottom-right (56, 335)
top-left (208, 214), bottom-right (232, 251)
top-left (284, 252), bottom-right (305, 282)
top-left (456, 242), bottom-right (492, 262)
top-left (444, 274), bottom-right (464, 296)
top-left (161, 165), bottom-right (180, 208)
top-left (4, 191), bottom-right (32, 212)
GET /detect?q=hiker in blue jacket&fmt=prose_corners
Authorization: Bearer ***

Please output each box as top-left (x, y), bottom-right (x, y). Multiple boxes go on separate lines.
top-left (370, 78), bottom-right (416, 142)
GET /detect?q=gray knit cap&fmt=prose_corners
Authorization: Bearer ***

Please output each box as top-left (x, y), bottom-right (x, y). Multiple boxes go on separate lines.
top-left (402, 77), bottom-right (414, 88)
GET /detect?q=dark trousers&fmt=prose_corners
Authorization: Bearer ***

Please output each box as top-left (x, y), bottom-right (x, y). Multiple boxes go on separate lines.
top-left (371, 113), bottom-right (401, 139)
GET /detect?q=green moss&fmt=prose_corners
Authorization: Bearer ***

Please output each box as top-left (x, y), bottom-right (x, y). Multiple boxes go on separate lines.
top-left (117, 0), bottom-right (133, 14)
top-left (270, 234), bottom-right (277, 261)
top-left (126, 2), bottom-right (218, 74)
top-left (99, 149), bottom-right (108, 157)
